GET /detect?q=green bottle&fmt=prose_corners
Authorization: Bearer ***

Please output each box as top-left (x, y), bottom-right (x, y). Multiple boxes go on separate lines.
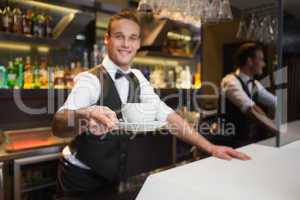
top-left (17, 57), bottom-right (24, 88)
top-left (7, 61), bottom-right (17, 89)
top-left (0, 65), bottom-right (7, 88)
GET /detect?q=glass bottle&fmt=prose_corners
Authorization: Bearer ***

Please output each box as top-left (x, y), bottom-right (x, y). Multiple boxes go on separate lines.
top-left (0, 9), bottom-right (4, 31)
top-left (22, 10), bottom-right (33, 36)
top-left (36, 12), bottom-right (45, 37)
top-left (15, 57), bottom-right (24, 88)
top-left (2, 6), bottom-right (13, 32)
top-left (32, 8), bottom-right (39, 37)
top-left (24, 57), bottom-right (33, 89)
top-left (32, 61), bottom-right (40, 89)
top-left (12, 7), bottom-right (22, 33)
top-left (48, 65), bottom-right (54, 89)
top-left (0, 65), bottom-right (7, 88)
top-left (64, 65), bottom-right (74, 89)
top-left (39, 59), bottom-right (48, 89)
top-left (54, 65), bottom-right (65, 89)
top-left (193, 63), bottom-right (201, 88)
top-left (7, 61), bottom-right (17, 88)
top-left (44, 11), bottom-right (52, 38)
top-left (83, 50), bottom-right (89, 69)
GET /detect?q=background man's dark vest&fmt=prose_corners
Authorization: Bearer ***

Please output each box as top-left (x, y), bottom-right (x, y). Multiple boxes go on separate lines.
top-left (70, 65), bottom-right (141, 183)
top-left (219, 74), bottom-right (270, 147)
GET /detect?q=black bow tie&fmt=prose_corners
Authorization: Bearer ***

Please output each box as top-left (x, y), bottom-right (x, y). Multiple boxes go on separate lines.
top-left (115, 69), bottom-right (134, 80)
top-left (247, 79), bottom-right (255, 85)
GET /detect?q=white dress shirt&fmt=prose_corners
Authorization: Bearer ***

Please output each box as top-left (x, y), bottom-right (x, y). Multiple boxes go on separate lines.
top-left (59, 56), bottom-right (174, 169)
top-left (221, 69), bottom-right (277, 113)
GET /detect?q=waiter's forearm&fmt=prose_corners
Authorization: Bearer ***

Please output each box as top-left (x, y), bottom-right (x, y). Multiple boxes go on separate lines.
top-left (247, 105), bottom-right (279, 134)
top-left (52, 108), bottom-right (89, 138)
top-left (166, 112), bottom-right (214, 154)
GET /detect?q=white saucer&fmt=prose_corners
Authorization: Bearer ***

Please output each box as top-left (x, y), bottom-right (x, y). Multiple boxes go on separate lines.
top-left (116, 121), bottom-right (167, 132)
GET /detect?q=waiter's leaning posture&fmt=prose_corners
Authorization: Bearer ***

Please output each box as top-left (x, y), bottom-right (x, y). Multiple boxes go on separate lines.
top-left (52, 10), bottom-right (250, 198)
top-left (220, 43), bottom-right (278, 147)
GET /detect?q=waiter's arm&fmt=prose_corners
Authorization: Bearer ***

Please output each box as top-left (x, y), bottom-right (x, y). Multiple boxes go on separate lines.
top-left (166, 112), bottom-right (251, 160)
top-left (52, 72), bottom-right (118, 138)
top-left (52, 108), bottom-right (87, 138)
top-left (52, 106), bottom-right (118, 138)
top-left (246, 105), bottom-right (278, 134)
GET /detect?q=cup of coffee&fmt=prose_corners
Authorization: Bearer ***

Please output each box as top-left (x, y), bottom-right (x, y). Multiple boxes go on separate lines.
top-left (121, 103), bottom-right (157, 123)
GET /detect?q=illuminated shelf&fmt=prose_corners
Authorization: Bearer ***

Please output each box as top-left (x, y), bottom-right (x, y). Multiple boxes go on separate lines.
top-left (0, 32), bottom-right (58, 49)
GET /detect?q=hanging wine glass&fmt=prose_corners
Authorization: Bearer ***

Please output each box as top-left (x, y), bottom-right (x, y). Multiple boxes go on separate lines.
top-left (236, 17), bottom-right (248, 39)
top-left (246, 14), bottom-right (256, 40)
top-left (255, 16), bottom-right (265, 43)
top-left (219, 0), bottom-right (233, 20)
top-left (207, 0), bottom-right (222, 23)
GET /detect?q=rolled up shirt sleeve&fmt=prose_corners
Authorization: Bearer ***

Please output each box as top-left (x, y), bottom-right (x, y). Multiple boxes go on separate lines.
top-left (221, 75), bottom-right (255, 113)
top-left (255, 81), bottom-right (277, 111)
top-left (58, 72), bottom-right (100, 112)
top-left (132, 69), bottom-right (175, 122)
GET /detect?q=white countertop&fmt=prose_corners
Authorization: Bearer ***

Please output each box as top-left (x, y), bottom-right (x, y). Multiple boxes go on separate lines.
top-left (136, 143), bottom-right (300, 200)
top-left (259, 120), bottom-right (300, 147)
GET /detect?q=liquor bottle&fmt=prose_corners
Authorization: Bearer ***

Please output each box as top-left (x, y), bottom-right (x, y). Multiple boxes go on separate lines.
top-left (193, 63), bottom-right (201, 89)
top-left (83, 50), bottom-right (89, 69)
top-left (0, 9), bottom-right (3, 31)
top-left (16, 57), bottom-right (24, 88)
top-left (0, 65), bottom-right (8, 88)
top-left (36, 12), bottom-right (45, 37)
top-left (22, 10), bottom-right (33, 36)
top-left (73, 61), bottom-right (83, 75)
top-left (54, 65), bottom-right (65, 89)
top-left (91, 44), bottom-right (100, 67)
top-left (7, 61), bottom-right (17, 88)
top-left (44, 11), bottom-right (52, 38)
top-left (32, 61), bottom-right (40, 89)
top-left (179, 65), bottom-right (192, 89)
top-left (64, 65), bottom-right (74, 89)
top-left (166, 66), bottom-right (176, 88)
top-left (23, 56), bottom-right (33, 89)
top-left (32, 9), bottom-right (39, 37)
top-left (39, 59), bottom-right (48, 89)
top-left (12, 7), bottom-right (22, 33)
top-left (48, 65), bottom-right (54, 89)
top-left (2, 6), bottom-right (13, 32)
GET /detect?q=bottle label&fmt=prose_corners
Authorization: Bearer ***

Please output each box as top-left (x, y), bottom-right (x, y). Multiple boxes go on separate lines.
top-left (38, 26), bottom-right (43, 37)
top-left (8, 73), bottom-right (16, 81)
top-left (34, 25), bottom-right (39, 35)
top-left (24, 25), bottom-right (30, 34)
top-left (46, 27), bottom-right (52, 36)
top-left (3, 16), bottom-right (9, 28)
top-left (0, 72), bottom-right (3, 86)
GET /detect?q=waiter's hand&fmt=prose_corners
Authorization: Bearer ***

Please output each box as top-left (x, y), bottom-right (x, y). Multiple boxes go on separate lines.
top-left (209, 145), bottom-right (251, 161)
top-left (83, 105), bottom-right (118, 136)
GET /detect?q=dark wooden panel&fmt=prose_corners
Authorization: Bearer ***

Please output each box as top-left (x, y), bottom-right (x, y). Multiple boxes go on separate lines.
top-left (125, 132), bottom-right (173, 178)
top-left (285, 56), bottom-right (300, 121)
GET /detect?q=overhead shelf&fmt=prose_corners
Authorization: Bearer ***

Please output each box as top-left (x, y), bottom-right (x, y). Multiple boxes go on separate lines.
top-left (0, 32), bottom-right (57, 48)
top-left (0, 1), bottom-right (95, 49)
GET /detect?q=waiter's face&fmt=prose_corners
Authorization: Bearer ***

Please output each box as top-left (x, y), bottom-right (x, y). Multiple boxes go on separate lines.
top-left (104, 19), bottom-right (141, 69)
top-left (251, 50), bottom-right (265, 76)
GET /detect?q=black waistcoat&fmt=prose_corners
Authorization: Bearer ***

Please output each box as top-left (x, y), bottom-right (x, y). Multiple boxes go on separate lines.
top-left (219, 74), bottom-right (268, 146)
top-left (70, 65), bottom-right (141, 183)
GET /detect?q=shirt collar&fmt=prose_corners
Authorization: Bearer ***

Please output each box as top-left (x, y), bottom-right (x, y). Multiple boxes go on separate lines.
top-left (235, 69), bottom-right (253, 83)
top-left (102, 55), bottom-right (132, 80)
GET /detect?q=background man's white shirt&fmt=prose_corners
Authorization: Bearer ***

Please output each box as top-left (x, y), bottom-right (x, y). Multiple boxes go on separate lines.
top-left (221, 69), bottom-right (277, 113)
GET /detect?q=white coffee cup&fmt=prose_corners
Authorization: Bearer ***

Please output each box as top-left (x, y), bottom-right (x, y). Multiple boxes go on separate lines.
top-left (121, 103), bottom-right (157, 123)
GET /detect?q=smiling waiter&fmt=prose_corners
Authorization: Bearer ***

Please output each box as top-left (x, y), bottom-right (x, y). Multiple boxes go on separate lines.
top-left (52, 10), bottom-right (250, 199)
